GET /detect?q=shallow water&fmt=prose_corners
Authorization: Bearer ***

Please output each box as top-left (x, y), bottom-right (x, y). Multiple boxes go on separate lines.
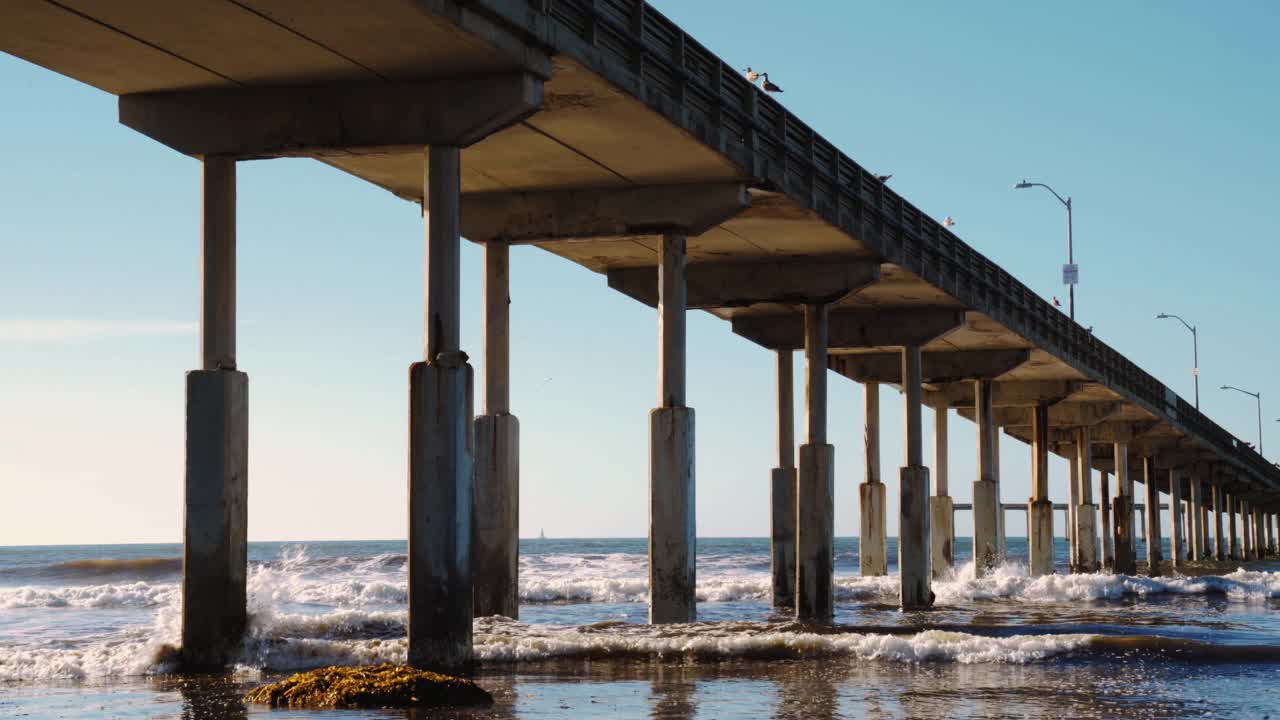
top-left (2, 538), bottom-right (1279, 718)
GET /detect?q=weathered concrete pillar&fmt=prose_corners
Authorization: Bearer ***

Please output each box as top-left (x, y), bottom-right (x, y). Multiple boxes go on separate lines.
top-left (1188, 477), bottom-right (1204, 562)
top-left (1269, 513), bottom-right (1276, 556)
top-left (1143, 458), bottom-right (1163, 577)
top-left (1067, 452), bottom-right (1080, 570)
top-left (994, 428), bottom-right (1006, 562)
top-left (409, 146), bottom-right (474, 671)
top-left (1242, 501), bottom-right (1254, 560)
top-left (859, 383), bottom-right (887, 576)
top-left (649, 232), bottom-right (695, 624)
top-left (1213, 485), bottom-right (1226, 561)
top-left (930, 408), bottom-right (954, 578)
top-left (972, 380), bottom-right (1000, 575)
top-left (1100, 471), bottom-right (1114, 570)
top-left (1074, 429), bottom-right (1097, 572)
top-left (1169, 470), bottom-right (1184, 571)
top-left (770, 350), bottom-right (797, 608)
top-left (1112, 443), bottom-right (1136, 575)
top-left (1228, 494), bottom-right (1240, 560)
top-left (797, 304), bottom-right (835, 620)
top-left (900, 344), bottom-right (933, 608)
top-left (473, 239), bottom-right (519, 619)
top-left (1028, 404), bottom-right (1054, 576)
top-left (182, 157), bottom-right (248, 671)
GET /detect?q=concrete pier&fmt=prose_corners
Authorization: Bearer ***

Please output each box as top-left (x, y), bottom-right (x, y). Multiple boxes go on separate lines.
top-left (1188, 476), bottom-right (1204, 562)
top-left (797, 304), bottom-right (835, 620)
top-left (1242, 501), bottom-right (1254, 560)
top-left (1028, 404), bottom-right (1053, 576)
top-left (1067, 453), bottom-right (1080, 570)
top-left (1074, 429), bottom-right (1097, 572)
top-left (649, 232), bottom-right (695, 624)
top-left (473, 239), bottom-right (519, 619)
top-left (860, 383), bottom-right (887, 576)
top-left (1100, 471), bottom-right (1114, 570)
top-left (1112, 443), bottom-right (1136, 575)
top-left (182, 157), bottom-right (248, 671)
top-left (409, 146), bottom-right (474, 671)
top-left (770, 351), bottom-right (797, 608)
top-left (972, 380), bottom-right (1000, 575)
top-left (930, 408), bottom-right (954, 578)
top-left (1228, 494), bottom-right (1240, 560)
top-left (1143, 458), bottom-right (1163, 576)
top-left (1214, 485), bottom-right (1226, 560)
top-left (900, 345), bottom-right (933, 607)
top-left (1169, 470), bottom-right (1184, 571)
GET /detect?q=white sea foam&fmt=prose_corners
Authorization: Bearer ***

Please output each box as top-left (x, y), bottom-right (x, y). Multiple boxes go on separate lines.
top-left (0, 581), bottom-right (178, 609)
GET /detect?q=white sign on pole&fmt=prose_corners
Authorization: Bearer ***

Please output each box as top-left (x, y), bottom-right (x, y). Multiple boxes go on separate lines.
top-left (1062, 263), bottom-right (1079, 285)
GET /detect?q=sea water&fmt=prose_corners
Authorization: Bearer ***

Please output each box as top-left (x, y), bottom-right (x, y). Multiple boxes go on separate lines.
top-left (2, 538), bottom-right (1280, 718)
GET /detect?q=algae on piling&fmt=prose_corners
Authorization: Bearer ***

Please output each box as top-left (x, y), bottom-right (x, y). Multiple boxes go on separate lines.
top-left (244, 664), bottom-right (493, 709)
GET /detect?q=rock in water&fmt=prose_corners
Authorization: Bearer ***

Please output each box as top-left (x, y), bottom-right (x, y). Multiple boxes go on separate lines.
top-left (245, 664), bottom-right (493, 709)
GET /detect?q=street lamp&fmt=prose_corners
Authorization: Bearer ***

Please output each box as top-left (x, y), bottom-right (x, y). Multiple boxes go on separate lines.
top-left (1014, 179), bottom-right (1075, 321)
top-left (1221, 385), bottom-right (1263, 456)
top-left (1156, 313), bottom-right (1199, 409)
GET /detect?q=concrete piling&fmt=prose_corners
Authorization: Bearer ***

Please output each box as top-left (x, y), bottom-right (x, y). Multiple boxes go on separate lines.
top-left (473, 239), bottom-right (519, 619)
top-left (899, 345), bottom-right (933, 608)
top-left (770, 351), bottom-right (796, 608)
top-left (1213, 485), bottom-right (1226, 561)
top-left (1074, 429), bottom-right (1097, 572)
top-left (408, 146), bottom-right (474, 671)
top-left (1143, 458), bottom-right (1162, 577)
top-left (930, 408), bottom-right (953, 579)
top-left (1169, 470), bottom-right (1184, 571)
top-left (1228, 494), bottom-right (1240, 560)
top-left (859, 383), bottom-right (887, 576)
top-left (181, 156), bottom-right (247, 671)
top-left (649, 232), bottom-right (695, 624)
top-left (1188, 477), bottom-right (1204, 562)
top-left (972, 380), bottom-right (1000, 576)
top-left (1112, 443), bottom-right (1136, 575)
top-left (796, 304), bottom-right (834, 620)
top-left (1028, 404), bottom-right (1053, 576)
top-left (1100, 470), bottom-right (1114, 570)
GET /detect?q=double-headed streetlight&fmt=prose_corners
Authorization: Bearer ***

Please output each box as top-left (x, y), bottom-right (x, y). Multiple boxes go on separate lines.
top-left (1221, 385), bottom-right (1263, 456)
top-left (1156, 313), bottom-right (1199, 408)
top-left (1014, 179), bottom-right (1075, 321)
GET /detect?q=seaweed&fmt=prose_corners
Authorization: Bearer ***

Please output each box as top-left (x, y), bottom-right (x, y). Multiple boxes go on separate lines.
top-left (244, 664), bottom-right (493, 709)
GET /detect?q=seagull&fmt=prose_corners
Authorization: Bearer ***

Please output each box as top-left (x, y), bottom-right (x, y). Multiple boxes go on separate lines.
top-left (761, 73), bottom-right (783, 93)
top-left (943, 216), bottom-right (956, 228)
top-left (742, 67), bottom-right (759, 83)
top-left (1052, 296), bottom-right (1062, 308)
top-left (877, 174), bottom-right (892, 183)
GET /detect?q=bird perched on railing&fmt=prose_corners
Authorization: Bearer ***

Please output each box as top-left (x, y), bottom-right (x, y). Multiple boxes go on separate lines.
top-left (877, 174), bottom-right (892, 183)
top-left (742, 67), bottom-right (759, 83)
top-left (943, 216), bottom-right (956, 228)
top-left (761, 73), bottom-right (783, 93)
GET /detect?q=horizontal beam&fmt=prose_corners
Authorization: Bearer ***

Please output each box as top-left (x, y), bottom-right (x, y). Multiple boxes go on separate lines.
top-left (120, 73), bottom-right (543, 156)
top-left (732, 308), bottom-right (965, 351)
top-left (988, 402), bottom-right (1121, 429)
top-left (927, 380), bottom-right (1082, 409)
top-left (463, 183), bottom-right (750, 242)
top-left (608, 257), bottom-right (878, 309)
top-left (831, 349), bottom-right (1029, 385)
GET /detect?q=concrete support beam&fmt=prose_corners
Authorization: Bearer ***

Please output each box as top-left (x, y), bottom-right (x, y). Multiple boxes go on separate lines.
top-left (973, 379), bottom-right (1000, 576)
top-left (771, 351), bottom-right (796, 608)
top-left (1189, 476), bottom-right (1204, 562)
top-left (832, 349), bottom-right (1030, 385)
top-left (1100, 471), bottom-right (1114, 570)
top-left (927, 380), bottom-right (1082, 410)
top-left (1028, 404), bottom-right (1054, 576)
top-left (1213, 485), bottom-right (1226, 561)
top-left (797, 305), bottom-right (835, 620)
top-left (859, 383), bottom-right (887, 576)
top-left (930, 408), bottom-right (953, 578)
top-left (409, 146), bottom-right (473, 672)
top-left (991, 402), bottom-right (1122, 430)
top-left (650, 233), bottom-right (695, 624)
top-left (611, 255), bottom-right (878, 309)
top-left (900, 345), bottom-right (934, 608)
top-left (1228, 494), bottom-right (1240, 560)
top-left (1144, 458), bottom-right (1163, 577)
top-left (120, 73), bottom-right (544, 157)
top-left (733, 308), bottom-right (965, 351)
top-left (473, 239), bottom-right (519, 620)
top-left (1243, 501), bottom-right (1254, 560)
top-left (1169, 469), bottom-right (1184, 571)
top-left (1075, 429), bottom-right (1098, 572)
top-left (1113, 443), bottom-right (1136, 575)
top-left (181, 157), bottom-right (246, 671)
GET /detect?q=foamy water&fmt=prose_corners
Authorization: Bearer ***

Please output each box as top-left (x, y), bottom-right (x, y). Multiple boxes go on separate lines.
top-left (2, 538), bottom-right (1279, 682)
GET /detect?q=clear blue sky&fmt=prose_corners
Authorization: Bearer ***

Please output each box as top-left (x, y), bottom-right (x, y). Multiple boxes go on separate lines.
top-left (1, 1), bottom-right (1277, 545)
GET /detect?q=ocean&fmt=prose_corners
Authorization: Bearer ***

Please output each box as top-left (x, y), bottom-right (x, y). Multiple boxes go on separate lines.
top-left (3, 537), bottom-right (1280, 719)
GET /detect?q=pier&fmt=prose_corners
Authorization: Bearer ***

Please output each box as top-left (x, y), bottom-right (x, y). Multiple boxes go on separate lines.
top-left (4, 0), bottom-right (1278, 673)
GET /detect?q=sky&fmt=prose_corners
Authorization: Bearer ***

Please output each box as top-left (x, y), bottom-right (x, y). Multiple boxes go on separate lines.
top-left (1, 1), bottom-right (1278, 545)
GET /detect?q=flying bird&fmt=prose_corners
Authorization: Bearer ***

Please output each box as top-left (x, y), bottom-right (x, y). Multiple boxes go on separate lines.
top-left (877, 174), bottom-right (892, 183)
top-left (761, 73), bottom-right (783, 93)
top-left (742, 67), bottom-right (759, 83)
top-left (943, 216), bottom-right (956, 228)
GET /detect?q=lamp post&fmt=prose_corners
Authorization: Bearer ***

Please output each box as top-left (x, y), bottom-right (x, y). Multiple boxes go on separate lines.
top-left (1221, 385), bottom-right (1263, 456)
top-left (1156, 313), bottom-right (1199, 409)
top-left (1014, 179), bottom-right (1075, 321)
